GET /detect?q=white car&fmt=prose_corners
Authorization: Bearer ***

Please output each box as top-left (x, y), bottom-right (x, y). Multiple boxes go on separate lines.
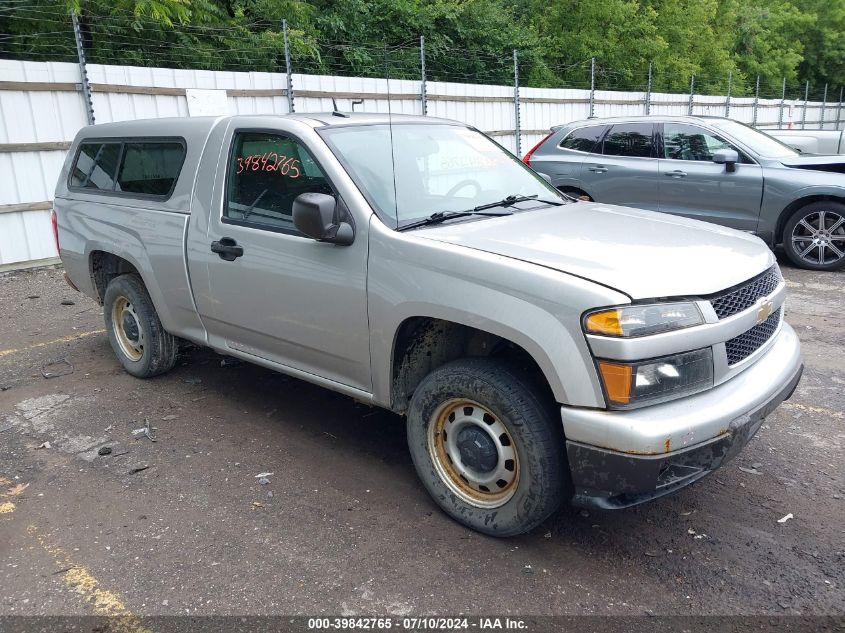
top-left (767, 129), bottom-right (845, 155)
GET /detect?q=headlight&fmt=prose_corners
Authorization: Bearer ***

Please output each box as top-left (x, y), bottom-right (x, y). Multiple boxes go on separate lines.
top-left (596, 348), bottom-right (713, 409)
top-left (584, 302), bottom-right (704, 337)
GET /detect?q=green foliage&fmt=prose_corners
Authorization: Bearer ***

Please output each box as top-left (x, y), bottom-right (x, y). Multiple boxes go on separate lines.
top-left (725, 0), bottom-right (814, 95)
top-left (0, 0), bottom-right (842, 93)
top-left (646, 0), bottom-right (736, 92)
top-left (530, 0), bottom-right (664, 87)
top-left (794, 0), bottom-right (845, 97)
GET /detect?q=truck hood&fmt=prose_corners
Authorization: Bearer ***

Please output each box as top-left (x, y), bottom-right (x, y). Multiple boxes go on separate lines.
top-left (778, 154), bottom-right (845, 173)
top-left (416, 202), bottom-right (774, 300)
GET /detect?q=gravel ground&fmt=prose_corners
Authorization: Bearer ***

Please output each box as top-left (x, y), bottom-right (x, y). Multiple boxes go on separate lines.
top-left (0, 257), bottom-right (842, 621)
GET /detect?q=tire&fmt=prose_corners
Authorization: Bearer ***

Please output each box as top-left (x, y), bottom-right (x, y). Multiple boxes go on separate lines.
top-left (782, 201), bottom-right (845, 271)
top-left (103, 274), bottom-right (178, 378)
top-left (406, 358), bottom-right (569, 537)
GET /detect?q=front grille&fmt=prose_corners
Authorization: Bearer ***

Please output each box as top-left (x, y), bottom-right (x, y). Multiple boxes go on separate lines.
top-left (709, 266), bottom-right (782, 320)
top-left (725, 308), bottom-right (782, 365)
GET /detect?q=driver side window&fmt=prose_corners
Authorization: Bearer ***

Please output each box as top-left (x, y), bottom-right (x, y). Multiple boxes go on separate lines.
top-left (225, 132), bottom-right (333, 234)
top-left (663, 123), bottom-right (747, 162)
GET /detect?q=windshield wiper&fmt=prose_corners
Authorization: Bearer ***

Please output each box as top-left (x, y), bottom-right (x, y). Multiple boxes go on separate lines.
top-left (397, 209), bottom-right (513, 232)
top-left (397, 193), bottom-right (569, 232)
top-left (474, 193), bottom-right (568, 211)
top-left (471, 194), bottom-right (539, 212)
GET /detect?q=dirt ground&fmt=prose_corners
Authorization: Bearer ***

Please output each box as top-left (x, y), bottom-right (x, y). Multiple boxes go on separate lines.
top-left (0, 256), bottom-right (842, 621)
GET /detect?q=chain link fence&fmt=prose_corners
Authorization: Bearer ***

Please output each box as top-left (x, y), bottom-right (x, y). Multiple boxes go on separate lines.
top-left (2, 2), bottom-right (844, 149)
top-left (2, 1), bottom-right (845, 268)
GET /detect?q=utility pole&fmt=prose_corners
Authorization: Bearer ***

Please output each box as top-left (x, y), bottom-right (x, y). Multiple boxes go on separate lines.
top-left (778, 78), bottom-right (786, 129)
top-left (725, 71), bottom-right (732, 118)
top-left (513, 49), bottom-right (521, 156)
top-left (282, 19), bottom-right (294, 113)
top-left (71, 11), bottom-right (94, 125)
top-left (820, 83), bottom-right (828, 129)
top-left (644, 62), bottom-right (652, 115)
top-left (752, 75), bottom-right (760, 127)
top-left (419, 36), bottom-right (427, 116)
top-left (801, 80), bottom-right (809, 129)
top-left (589, 57), bottom-right (595, 118)
top-left (688, 74), bottom-right (695, 115)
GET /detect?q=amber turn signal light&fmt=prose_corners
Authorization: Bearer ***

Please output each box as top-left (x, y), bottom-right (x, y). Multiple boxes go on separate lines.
top-left (597, 361), bottom-right (632, 405)
top-left (585, 309), bottom-right (623, 336)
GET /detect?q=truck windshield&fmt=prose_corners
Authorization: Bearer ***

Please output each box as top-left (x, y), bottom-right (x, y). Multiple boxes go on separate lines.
top-left (710, 120), bottom-right (799, 159)
top-left (320, 123), bottom-right (565, 229)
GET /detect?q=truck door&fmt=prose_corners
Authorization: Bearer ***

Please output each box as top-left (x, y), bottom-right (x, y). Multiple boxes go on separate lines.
top-left (187, 120), bottom-right (372, 394)
top-left (657, 122), bottom-right (763, 232)
top-left (578, 122), bottom-right (661, 211)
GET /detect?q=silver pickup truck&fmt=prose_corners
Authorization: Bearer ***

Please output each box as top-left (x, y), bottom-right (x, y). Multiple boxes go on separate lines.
top-left (54, 113), bottom-right (803, 536)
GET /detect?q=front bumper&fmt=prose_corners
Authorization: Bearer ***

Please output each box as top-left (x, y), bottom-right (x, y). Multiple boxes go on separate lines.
top-left (561, 323), bottom-right (803, 509)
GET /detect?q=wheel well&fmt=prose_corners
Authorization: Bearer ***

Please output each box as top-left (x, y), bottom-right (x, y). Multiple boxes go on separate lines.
top-left (775, 195), bottom-right (845, 244)
top-left (558, 186), bottom-right (592, 201)
top-left (90, 251), bottom-right (141, 304)
top-left (390, 317), bottom-right (554, 414)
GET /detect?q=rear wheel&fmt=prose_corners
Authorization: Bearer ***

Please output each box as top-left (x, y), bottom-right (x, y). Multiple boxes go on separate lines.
top-left (103, 274), bottom-right (178, 378)
top-left (783, 201), bottom-right (845, 270)
top-left (407, 358), bottom-right (569, 537)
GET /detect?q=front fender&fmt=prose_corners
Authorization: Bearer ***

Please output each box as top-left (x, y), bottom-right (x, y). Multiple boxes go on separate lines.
top-left (760, 176), bottom-right (845, 237)
top-left (789, 184), bottom-right (845, 198)
top-left (367, 221), bottom-right (629, 409)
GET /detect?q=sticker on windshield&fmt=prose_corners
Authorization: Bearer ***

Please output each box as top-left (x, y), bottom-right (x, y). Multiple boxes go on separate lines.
top-left (440, 155), bottom-right (510, 170)
top-left (455, 126), bottom-right (504, 151)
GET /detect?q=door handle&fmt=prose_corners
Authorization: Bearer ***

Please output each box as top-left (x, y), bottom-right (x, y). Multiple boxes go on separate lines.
top-left (588, 165), bottom-right (608, 173)
top-left (210, 237), bottom-right (244, 261)
top-left (664, 170), bottom-right (687, 178)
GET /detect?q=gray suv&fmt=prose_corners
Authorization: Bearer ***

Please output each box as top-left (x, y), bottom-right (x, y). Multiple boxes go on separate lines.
top-left (524, 115), bottom-right (845, 271)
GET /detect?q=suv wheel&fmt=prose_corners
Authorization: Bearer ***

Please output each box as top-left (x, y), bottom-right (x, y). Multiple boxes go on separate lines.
top-left (406, 358), bottom-right (569, 537)
top-left (783, 201), bottom-right (845, 270)
top-left (103, 274), bottom-right (178, 377)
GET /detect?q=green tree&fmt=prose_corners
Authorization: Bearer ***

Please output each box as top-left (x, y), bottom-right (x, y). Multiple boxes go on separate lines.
top-left (725, 0), bottom-right (813, 96)
top-left (641, 0), bottom-right (737, 93)
top-left (792, 0), bottom-right (845, 96)
top-left (1, 0), bottom-right (844, 94)
top-left (297, 0), bottom-right (543, 83)
top-left (525, 0), bottom-right (665, 88)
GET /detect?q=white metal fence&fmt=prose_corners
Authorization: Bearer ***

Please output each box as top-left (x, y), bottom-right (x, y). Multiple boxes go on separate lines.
top-left (1, 58), bottom-right (842, 269)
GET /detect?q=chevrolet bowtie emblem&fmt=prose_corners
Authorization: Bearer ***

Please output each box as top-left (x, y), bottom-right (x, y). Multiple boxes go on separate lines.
top-left (756, 299), bottom-right (774, 324)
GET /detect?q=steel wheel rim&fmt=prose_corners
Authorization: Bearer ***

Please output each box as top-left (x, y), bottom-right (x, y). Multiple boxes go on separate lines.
top-left (428, 398), bottom-right (519, 508)
top-left (111, 296), bottom-right (144, 362)
top-left (791, 210), bottom-right (845, 266)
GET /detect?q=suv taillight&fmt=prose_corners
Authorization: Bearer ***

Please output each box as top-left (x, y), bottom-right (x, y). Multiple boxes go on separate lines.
top-left (522, 132), bottom-right (553, 165)
top-left (51, 208), bottom-right (60, 254)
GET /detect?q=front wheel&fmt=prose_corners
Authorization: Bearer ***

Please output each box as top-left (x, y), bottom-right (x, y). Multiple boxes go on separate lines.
top-left (783, 202), bottom-right (845, 270)
top-left (103, 274), bottom-right (178, 378)
top-left (406, 358), bottom-right (569, 537)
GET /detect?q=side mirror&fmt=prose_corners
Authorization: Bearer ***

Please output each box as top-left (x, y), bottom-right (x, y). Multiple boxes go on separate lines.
top-left (712, 148), bottom-right (739, 172)
top-left (293, 193), bottom-right (355, 246)
top-left (538, 172), bottom-right (553, 184)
